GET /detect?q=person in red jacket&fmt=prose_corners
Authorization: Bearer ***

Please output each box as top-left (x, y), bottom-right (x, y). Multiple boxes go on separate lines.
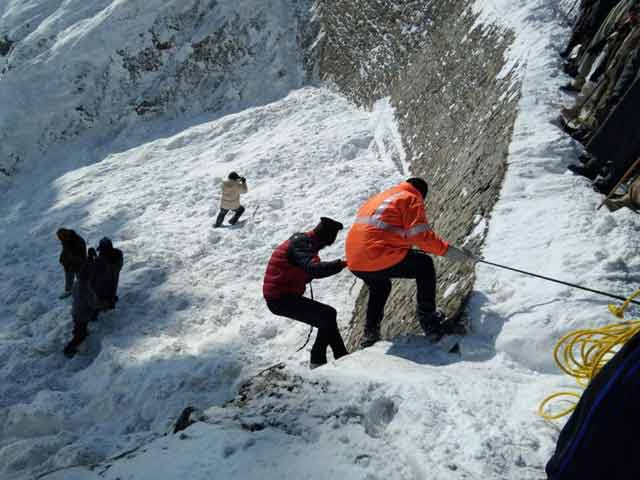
top-left (263, 217), bottom-right (349, 368)
top-left (345, 178), bottom-right (475, 348)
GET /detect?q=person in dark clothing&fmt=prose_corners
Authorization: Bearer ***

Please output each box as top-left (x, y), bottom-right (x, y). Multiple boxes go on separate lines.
top-left (566, 42), bottom-right (640, 191)
top-left (561, 0), bottom-right (618, 59)
top-left (57, 228), bottom-right (87, 299)
top-left (585, 70), bottom-right (640, 193)
top-left (95, 237), bottom-right (124, 309)
top-left (63, 248), bottom-right (110, 358)
top-left (263, 217), bottom-right (349, 368)
top-left (546, 328), bottom-right (640, 479)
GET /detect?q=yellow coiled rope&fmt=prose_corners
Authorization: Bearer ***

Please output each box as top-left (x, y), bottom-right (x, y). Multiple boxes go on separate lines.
top-left (538, 288), bottom-right (640, 421)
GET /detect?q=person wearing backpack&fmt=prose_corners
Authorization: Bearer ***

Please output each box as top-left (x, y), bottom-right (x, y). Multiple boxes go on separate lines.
top-left (63, 248), bottom-right (110, 358)
top-left (215, 172), bottom-right (248, 227)
top-left (56, 228), bottom-right (87, 299)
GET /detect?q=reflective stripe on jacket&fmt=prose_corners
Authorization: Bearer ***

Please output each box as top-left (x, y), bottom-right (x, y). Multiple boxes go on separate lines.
top-left (345, 182), bottom-right (449, 272)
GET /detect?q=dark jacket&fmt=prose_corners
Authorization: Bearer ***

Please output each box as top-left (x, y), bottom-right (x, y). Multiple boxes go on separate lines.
top-left (609, 45), bottom-right (640, 107)
top-left (72, 251), bottom-right (108, 319)
top-left (546, 328), bottom-right (640, 479)
top-left (263, 231), bottom-right (344, 300)
top-left (93, 246), bottom-right (123, 305)
top-left (59, 230), bottom-right (87, 272)
top-left (587, 72), bottom-right (640, 172)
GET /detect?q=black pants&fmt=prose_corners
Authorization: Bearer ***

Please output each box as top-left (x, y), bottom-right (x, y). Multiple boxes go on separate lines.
top-left (266, 296), bottom-right (348, 364)
top-left (352, 250), bottom-right (436, 334)
top-left (64, 269), bottom-right (78, 293)
top-left (216, 206), bottom-right (245, 227)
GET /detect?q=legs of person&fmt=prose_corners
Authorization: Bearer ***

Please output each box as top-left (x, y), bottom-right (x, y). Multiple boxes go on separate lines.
top-left (215, 208), bottom-right (228, 227)
top-left (381, 250), bottom-right (437, 322)
top-left (229, 205), bottom-right (246, 225)
top-left (64, 309), bottom-right (90, 357)
top-left (267, 296), bottom-right (347, 364)
top-left (63, 268), bottom-right (75, 294)
top-left (353, 272), bottom-right (392, 337)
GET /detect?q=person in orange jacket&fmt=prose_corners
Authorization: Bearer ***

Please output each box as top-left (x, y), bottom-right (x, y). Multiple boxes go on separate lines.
top-left (345, 177), bottom-right (476, 348)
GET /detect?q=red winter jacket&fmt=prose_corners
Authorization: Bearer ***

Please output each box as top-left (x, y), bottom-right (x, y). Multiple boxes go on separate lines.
top-left (263, 231), bottom-right (345, 300)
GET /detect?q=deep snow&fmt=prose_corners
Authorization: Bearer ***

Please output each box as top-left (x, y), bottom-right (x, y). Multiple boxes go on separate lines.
top-left (1, 0), bottom-right (639, 479)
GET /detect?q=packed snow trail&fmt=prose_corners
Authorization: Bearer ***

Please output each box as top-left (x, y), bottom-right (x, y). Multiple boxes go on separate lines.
top-left (0, 87), bottom-right (403, 478)
top-left (3, 0), bottom-right (640, 479)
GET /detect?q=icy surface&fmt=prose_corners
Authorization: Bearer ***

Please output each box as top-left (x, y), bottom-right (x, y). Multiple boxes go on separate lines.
top-left (1, 0), bottom-right (640, 479)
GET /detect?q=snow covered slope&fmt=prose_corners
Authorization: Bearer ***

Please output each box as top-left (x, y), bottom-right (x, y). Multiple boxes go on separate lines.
top-left (2, 0), bottom-right (640, 479)
top-left (0, 0), bottom-right (314, 178)
top-left (0, 87), bottom-right (404, 478)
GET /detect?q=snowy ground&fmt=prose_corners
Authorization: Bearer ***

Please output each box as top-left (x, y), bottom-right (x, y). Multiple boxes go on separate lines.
top-left (2, 0), bottom-right (640, 479)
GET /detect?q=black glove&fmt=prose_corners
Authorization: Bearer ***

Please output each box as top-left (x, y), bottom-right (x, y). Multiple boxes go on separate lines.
top-left (240, 176), bottom-right (246, 183)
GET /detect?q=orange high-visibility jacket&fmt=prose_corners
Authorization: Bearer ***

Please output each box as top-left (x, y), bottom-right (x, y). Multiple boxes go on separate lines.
top-left (345, 182), bottom-right (450, 272)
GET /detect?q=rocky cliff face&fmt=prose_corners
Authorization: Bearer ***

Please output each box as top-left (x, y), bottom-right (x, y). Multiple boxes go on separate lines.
top-left (315, 0), bottom-right (520, 348)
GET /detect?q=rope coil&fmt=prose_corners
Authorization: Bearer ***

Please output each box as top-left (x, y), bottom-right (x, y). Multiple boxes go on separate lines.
top-left (539, 288), bottom-right (640, 420)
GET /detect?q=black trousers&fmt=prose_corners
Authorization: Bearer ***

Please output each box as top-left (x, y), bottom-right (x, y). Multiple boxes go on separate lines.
top-left (216, 206), bottom-right (245, 226)
top-left (352, 250), bottom-right (436, 334)
top-left (266, 295), bottom-right (348, 364)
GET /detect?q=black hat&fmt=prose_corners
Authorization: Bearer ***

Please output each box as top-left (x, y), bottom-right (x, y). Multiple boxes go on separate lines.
top-left (228, 171), bottom-right (240, 180)
top-left (406, 177), bottom-right (429, 199)
top-left (314, 217), bottom-right (344, 247)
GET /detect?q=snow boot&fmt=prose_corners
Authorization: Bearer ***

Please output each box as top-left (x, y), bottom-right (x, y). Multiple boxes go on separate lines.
top-left (63, 341), bottom-right (78, 358)
top-left (419, 309), bottom-right (450, 338)
top-left (359, 328), bottom-right (381, 349)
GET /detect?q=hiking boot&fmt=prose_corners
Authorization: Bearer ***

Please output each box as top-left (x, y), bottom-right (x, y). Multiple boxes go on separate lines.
top-left (310, 347), bottom-right (327, 367)
top-left (567, 163), bottom-right (599, 181)
top-left (359, 329), bottom-right (381, 349)
top-left (559, 83), bottom-right (581, 94)
top-left (309, 362), bottom-right (324, 370)
top-left (593, 177), bottom-right (614, 195)
top-left (419, 310), bottom-right (448, 337)
top-left (562, 61), bottom-right (578, 77)
top-left (63, 342), bottom-right (78, 358)
top-left (578, 153), bottom-right (592, 164)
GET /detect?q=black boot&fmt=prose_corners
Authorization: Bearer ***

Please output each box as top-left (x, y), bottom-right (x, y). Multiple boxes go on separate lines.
top-left (593, 175), bottom-right (614, 194)
top-left (559, 82), bottom-right (581, 93)
top-left (563, 61), bottom-right (578, 77)
top-left (567, 163), bottom-right (599, 181)
top-left (63, 341), bottom-right (78, 358)
top-left (359, 328), bottom-right (381, 349)
top-left (578, 153), bottom-right (592, 164)
top-left (419, 309), bottom-right (449, 337)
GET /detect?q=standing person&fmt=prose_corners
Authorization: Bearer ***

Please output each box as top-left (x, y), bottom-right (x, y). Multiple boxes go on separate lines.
top-left (56, 228), bottom-right (87, 299)
top-left (215, 172), bottom-right (248, 227)
top-left (63, 248), bottom-right (110, 358)
top-left (263, 217), bottom-right (349, 368)
top-left (345, 178), bottom-right (476, 349)
top-left (94, 237), bottom-right (124, 309)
